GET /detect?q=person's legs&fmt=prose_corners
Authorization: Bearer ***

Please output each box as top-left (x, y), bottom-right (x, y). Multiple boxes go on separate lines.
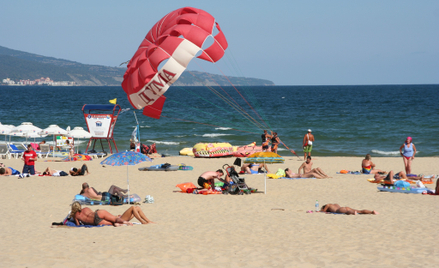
top-left (336, 207), bottom-right (356, 215)
top-left (81, 164), bottom-right (89, 175)
top-left (402, 157), bottom-right (409, 174)
top-left (356, 209), bottom-right (379, 215)
top-left (97, 210), bottom-right (131, 226)
top-left (108, 185), bottom-right (128, 196)
top-left (132, 206), bottom-right (154, 224)
top-left (29, 165), bottom-right (35, 175)
top-left (406, 158), bottom-right (412, 174)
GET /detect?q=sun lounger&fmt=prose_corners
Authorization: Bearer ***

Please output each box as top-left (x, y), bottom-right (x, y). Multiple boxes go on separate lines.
top-left (0, 144), bottom-right (10, 159)
top-left (8, 143), bottom-right (24, 158)
top-left (37, 144), bottom-right (51, 158)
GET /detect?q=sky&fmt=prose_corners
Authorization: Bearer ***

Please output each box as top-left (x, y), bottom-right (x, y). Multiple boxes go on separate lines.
top-left (1, 0), bottom-right (438, 85)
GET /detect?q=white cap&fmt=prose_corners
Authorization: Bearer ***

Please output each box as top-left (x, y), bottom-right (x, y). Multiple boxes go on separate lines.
top-left (308, 129), bottom-right (312, 132)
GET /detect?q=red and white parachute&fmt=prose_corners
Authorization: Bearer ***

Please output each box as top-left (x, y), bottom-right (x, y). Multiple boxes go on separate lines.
top-left (121, 7), bottom-right (228, 119)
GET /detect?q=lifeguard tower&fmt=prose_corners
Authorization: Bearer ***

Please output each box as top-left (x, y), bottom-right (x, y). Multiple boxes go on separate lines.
top-left (82, 104), bottom-right (121, 154)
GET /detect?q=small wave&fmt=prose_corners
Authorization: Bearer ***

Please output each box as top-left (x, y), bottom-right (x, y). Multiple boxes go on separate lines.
top-left (215, 127), bottom-right (232, 130)
top-left (371, 150), bottom-right (400, 156)
top-left (202, 133), bottom-right (233, 138)
top-left (140, 125), bottom-right (150, 128)
top-left (146, 140), bottom-right (180, 145)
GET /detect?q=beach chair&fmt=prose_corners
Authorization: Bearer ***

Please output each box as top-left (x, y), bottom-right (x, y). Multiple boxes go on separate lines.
top-left (222, 164), bottom-right (250, 195)
top-left (0, 144), bottom-right (10, 159)
top-left (37, 144), bottom-right (51, 158)
top-left (8, 143), bottom-right (25, 158)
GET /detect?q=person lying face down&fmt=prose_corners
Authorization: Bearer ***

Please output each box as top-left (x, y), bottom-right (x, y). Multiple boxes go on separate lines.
top-left (70, 201), bottom-right (154, 226)
top-left (320, 203), bottom-right (378, 215)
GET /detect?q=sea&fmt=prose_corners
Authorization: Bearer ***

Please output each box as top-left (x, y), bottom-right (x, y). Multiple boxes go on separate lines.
top-left (0, 84), bottom-right (438, 157)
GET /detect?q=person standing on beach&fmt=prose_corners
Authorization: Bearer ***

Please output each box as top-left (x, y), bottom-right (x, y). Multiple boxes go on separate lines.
top-left (399, 137), bottom-right (416, 175)
top-left (261, 130), bottom-right (271, 152)
top-left (66, 140), bottom-right (74, 161)
top-left (271, 132), bottom-right (280, 154)
top-left (21, 144), bottom-right (38, 175)
top-left (303, 129), bottom-right (314, 160)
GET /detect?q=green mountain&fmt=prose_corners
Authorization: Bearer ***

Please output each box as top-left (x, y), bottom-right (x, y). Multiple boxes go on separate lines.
top-left (0, 45), bottom-right (274, 86)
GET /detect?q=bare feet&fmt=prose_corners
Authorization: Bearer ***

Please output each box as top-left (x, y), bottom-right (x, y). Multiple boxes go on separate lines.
top-left (372, 211), bottom-right (379, 215)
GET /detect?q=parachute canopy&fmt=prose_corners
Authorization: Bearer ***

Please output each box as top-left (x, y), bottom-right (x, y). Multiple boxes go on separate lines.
top-left (122, 7), bottom-right (228, 119)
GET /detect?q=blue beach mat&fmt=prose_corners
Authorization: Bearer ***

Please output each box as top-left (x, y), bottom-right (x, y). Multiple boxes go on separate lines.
top-left (65, 221), bottom-right (107, 228)
top-left (377, 186), bottom-right (427, 194)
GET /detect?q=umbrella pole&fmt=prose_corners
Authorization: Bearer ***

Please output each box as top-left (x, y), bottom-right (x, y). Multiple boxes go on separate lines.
top-left (264, 160), bottom-right (267, 195)
top-left (127, 165), bottom-right (130, 205)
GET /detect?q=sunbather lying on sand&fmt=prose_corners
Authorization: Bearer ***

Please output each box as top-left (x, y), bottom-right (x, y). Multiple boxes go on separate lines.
top-left (80, 182), bottom-right (128, 200)
top-left (241, 163), bottom-right (269, 174)
top-left (69, 164), bottom-right (89, 176)
top-left (0, 166), bottom-right (21, 176)
top-left (372, 171), bottom-right (429, 184)
top-left (321, 203), bottom-right (378, 215)
top-left (70, 201), bottom-right (154, 226)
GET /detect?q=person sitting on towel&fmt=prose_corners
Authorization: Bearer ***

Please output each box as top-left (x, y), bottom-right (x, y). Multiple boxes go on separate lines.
top-left (298, 156), bottom-right (331, 179)
top-left (70, 201), bottom-right (154, 226)
top-left (361, 154), bottom-right (385, 174)
top-left (285, 168), bottom-right (315, 178)
top-left (80, 182), bottom-right (128, 200)
top-left (241, 163), bottom-right (269, 174)
top-left (321, 203), bottom-right (378, 215)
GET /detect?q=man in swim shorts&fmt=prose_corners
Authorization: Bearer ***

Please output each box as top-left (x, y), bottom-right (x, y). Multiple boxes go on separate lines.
top-left (197, 170), bottom-right (225, 189)
top-left (303, 129), bottom-right (314, 160)
top-left (320, 203), bottom-right (378, 215)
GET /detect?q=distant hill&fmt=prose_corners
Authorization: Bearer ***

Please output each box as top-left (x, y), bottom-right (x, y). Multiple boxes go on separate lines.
top-left (0, 45), bottom-right (274, 86)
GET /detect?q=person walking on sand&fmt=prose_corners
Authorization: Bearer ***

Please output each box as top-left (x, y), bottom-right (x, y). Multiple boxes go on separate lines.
top-left (298, 156), bottom-right (331, 179)
top-left (303, 129), bottom-right (314, 160)
top-left (320, 203), bottom-right (378, 215)
top-left (22, 144), bottom-right (38, 175)
top-left (399, 137), bottom-right (416, 175)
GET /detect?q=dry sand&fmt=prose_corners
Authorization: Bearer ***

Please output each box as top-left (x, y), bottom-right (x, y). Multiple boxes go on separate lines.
top-left (0, 155), bottom-right (438, 267)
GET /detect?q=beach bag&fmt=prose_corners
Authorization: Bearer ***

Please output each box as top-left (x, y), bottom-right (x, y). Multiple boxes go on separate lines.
top-left (308, 141), bottom-right (313, 146)
top-left (110, 194), bottom-right (124, 205)
top-left (275, 168), bottom-right (286, 177)
top-left (101, 192), bottom-right (111, 202)
top-left (233, 158), bottom-right (242, 167)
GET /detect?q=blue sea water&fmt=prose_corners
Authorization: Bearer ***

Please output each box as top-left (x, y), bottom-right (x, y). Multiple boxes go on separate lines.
top-left (0, 84), bottom-right (438, 157)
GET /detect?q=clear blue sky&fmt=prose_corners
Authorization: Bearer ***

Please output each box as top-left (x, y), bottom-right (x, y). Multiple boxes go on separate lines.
top-left (1, 0), bottom-right (438, 85)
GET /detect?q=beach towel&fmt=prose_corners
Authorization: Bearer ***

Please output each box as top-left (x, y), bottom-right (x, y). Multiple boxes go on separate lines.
top-left (337, 170), bottom-right (365, 175)
top-left (279, 177), bottom-right (316, 180)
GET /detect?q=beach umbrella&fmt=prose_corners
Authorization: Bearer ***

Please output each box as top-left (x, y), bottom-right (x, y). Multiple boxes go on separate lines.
top-left (10, 122), bottom-right (43, 144)
top-left (67, 126), bottom-right (92, 154)
top-left (0, 123), bottom-right (12, 142)
top-left (244, 152), bottom-right (284, 164)
top-left (100, 151), bottom-right (152, 204)
top-left (40, 124), bottom-right (68, 158)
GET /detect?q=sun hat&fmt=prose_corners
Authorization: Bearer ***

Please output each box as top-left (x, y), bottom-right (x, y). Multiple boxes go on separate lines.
top-left (308, 129), bottom-right (312, 132)
top-left (407, 136), bottom-right (412, 141)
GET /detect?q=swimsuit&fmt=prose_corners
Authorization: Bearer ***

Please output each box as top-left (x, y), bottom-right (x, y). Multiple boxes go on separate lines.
top-left (9, 167), bottom-right (20, 175)
top-left (250, 169), bottom-right (258, 174)
top-left (402, 143), bottom-right (414, 159)
top-left (362, 166), bottom-right (372, 174)
top-left (197, 177), bottom-right (208, 187)
top-left (94, 210), bottom-right (103, 225)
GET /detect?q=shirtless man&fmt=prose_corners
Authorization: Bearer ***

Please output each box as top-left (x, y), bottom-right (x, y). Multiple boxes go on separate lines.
top-left (285, 168), bottom-right (316, 178)
top-left (70, 201), bottom-right (154, 226)
top-left (298, 156), bottom-right (331, 179)
top-left (321, 203), bottom-right (378, 215)
top-left (197, 170), bottom-right (225, 188)
top-left (80, 182), bottom-right (128, 200)
top-left (303, 129), bottom-right (315, 160)
top-left (0, 166), bottom-right (21, 176)
top-left (241, 163), bottom-right (269, 174)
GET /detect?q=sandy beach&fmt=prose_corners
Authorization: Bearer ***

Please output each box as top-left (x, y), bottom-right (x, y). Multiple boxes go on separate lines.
top-left (1, 155), bottom-right (438, 267)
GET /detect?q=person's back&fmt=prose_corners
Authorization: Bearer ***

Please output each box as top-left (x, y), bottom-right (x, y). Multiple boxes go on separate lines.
top-left (74, 207), bottom-right (95, 225)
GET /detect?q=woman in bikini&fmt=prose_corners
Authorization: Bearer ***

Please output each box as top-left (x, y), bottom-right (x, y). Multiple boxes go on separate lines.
top-left (399, 137), bottom-right (416, 175)
top-left (70, 201), bottom-right (154, 226)
top-left (361, 154), bottom-right (385, 174)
